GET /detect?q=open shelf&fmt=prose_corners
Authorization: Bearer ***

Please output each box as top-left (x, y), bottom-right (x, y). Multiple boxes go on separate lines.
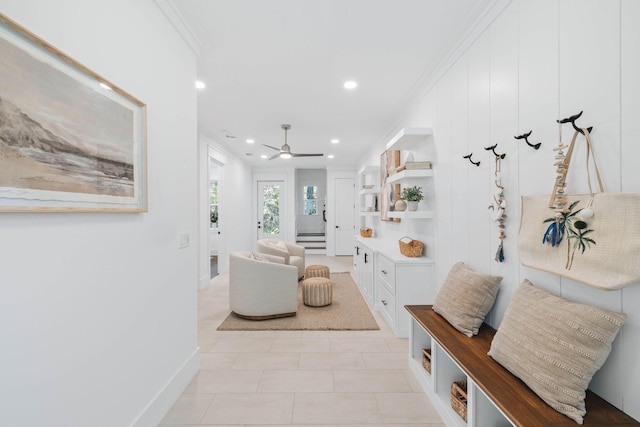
top-left (359, 188), bottom-right (380, 195)
top-left (386, 127), bottom-right (433, 151)
top-left (386, 169), bottom-right (433, 184)
top-left (387, 210), bottom-right (433, 219)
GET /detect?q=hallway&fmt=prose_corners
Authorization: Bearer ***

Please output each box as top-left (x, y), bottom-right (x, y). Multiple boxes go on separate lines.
top-left (160, 255), bottom-right (443, 426)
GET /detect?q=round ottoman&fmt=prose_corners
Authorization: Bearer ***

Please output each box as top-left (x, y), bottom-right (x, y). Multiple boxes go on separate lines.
top-left (302, 277), bottom-right (333, 307)
top-left (305, 264), bottom-right (330, 279)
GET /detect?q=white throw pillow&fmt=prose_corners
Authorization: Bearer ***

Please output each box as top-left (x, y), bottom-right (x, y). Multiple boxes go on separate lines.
top-left (488, 279), bottom-right (627, 424)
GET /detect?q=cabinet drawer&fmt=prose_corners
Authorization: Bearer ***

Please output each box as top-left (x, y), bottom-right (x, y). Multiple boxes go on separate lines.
top-left (377, 283), bottom-right (396, 325)
top-left (377, 254), bottom-right (396, 291)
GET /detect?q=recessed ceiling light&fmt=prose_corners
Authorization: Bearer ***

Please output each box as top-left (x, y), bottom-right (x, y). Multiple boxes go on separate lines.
top-left (328, 154), bottom-right (335, 159)
top-left (343, 80), bottom-right (358, 89)
top-left (99, 82), bottom-right (112, 90)
top-left (331, 139), bottom-right (339, 144)
top-left (195, 80), bottom-right (206, 89)
top-left (246, 139), bottom-right (255, 144)
top-left (260, 154), bottom-right (268, 159)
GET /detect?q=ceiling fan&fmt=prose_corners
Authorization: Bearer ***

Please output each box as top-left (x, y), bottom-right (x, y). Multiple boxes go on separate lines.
top-left (262, 124), bottom-right (324, 160)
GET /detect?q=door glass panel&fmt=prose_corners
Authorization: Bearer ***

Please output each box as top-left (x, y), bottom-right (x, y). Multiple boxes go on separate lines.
top-left (303, 185), bottom-right (318, 215)
top-left (210, 180), bottom-right (219, 229)
top-left (262, 184), bottom-right (280, 235)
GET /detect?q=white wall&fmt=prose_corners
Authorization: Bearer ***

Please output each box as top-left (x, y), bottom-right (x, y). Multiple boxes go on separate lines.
top-left (361, 0), bottom-right (640, 418)
top-left (0, 1), bottom-right (200, 426)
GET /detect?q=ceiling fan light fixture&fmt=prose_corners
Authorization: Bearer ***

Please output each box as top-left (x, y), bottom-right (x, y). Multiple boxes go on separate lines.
top-left (343, 80), bottom-right (358, 89)
top-left (280, 152), bottom-right (292, 159)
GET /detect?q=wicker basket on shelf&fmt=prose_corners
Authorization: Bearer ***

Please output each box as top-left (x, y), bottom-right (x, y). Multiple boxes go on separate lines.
top-left (359, 227), bottom-right (373, 238)
top-left (398, 237), bottom-right (424, 257)
top-left (451, 380), bottom-right (468, 422)
top-left (421, 348), bottom-right (431, 373)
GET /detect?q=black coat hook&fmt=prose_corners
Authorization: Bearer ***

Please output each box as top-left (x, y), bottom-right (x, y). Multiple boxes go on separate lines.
top-left (557, 110), bottom-right (593, 135)
top-left (514, 130), bottom-right (541, 150)
top-left (484, 144), bottom-right (506, 159)
top-left (463, 153), bottom-right (480, 166)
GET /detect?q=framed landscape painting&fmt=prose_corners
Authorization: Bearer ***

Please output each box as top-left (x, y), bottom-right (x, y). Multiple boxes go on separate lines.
top-left (0, 14), bottom-right (147, 212)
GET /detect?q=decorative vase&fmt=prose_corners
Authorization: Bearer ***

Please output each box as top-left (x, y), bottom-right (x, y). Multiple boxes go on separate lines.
top-left (394, 199), bottom-right (407, 212)
top-left (407, 201), bottom-right (419, 211)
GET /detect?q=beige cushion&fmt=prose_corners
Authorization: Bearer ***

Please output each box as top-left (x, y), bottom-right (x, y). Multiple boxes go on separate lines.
top-left (488, 279), bottom-right (627, 424)
top-left (272, 240), bottom-right (288, 251)
top-left (432, 262), bottom-right (502, 337)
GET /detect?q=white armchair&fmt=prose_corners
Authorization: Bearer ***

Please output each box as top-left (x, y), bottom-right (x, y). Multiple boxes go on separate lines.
top-left (256, 239), bottom-right (306, 279)
top-left (229, 251), bottom-right (298, 320)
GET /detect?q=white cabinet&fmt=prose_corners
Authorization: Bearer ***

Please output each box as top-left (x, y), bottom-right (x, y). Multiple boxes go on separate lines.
top-left (353, 236), bottom-right (435, 337)
top-left (375, 253), bottom-right (435, 337)
top-left (353, 241), bottom-right (374, 306)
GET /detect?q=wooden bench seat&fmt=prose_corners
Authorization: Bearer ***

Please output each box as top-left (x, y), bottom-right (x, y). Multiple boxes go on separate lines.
top-left (405, 305), bottom-right (639, 427)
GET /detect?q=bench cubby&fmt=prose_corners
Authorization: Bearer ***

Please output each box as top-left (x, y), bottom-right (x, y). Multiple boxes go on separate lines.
top-left (406, 305), bottom-right (639, 427)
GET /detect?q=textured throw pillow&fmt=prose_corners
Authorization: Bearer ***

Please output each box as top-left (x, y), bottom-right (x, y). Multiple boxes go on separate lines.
top-left (488, 279), bottom-right (627, 424)
top-left (250, 252), bottom-right (269, 262)
top-left (432, 262), bottom-right (503, 337)
top-left (271, 240), bottom-right (288, 252)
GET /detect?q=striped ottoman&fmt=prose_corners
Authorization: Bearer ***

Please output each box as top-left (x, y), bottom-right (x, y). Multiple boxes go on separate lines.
top-left (302, 277), bottom-right (333, 307)
top-left (305, 264), bottom-right (330, 279)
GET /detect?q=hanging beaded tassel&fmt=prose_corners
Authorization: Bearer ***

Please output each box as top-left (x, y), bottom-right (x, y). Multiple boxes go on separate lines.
top-left (488, 156), bottom-right (506, 262)
top-left (543, 123), bottom-right (570, 246)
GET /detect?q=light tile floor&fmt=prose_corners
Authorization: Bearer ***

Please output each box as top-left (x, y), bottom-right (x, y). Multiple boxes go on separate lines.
top-left (160, 254), bottom-right (444, 427)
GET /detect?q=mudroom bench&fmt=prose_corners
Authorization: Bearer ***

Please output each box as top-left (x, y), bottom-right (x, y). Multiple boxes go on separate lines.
top-left (406, 305), bottom-right (639, 427)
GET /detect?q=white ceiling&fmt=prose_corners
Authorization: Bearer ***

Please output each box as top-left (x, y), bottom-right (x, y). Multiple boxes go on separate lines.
top-left (172, 0), bottom-right (492, 168)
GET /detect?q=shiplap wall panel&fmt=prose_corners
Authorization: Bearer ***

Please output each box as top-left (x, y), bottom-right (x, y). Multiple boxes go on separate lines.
top-left (448, 56), bottom-right (470, 274)
top-left (487, 1), bottom-right (520, 325)
top-left (433, 73), bottom-right (453, 285)
top-left (558, 0), bottom-right (624, 407)
top-left (466, 31), bottom-right (493, 271)
top-left (620, 0), bottom-right (640, 419)
top-left (621, 0), bottom-right (640, 194)
top-left (363, 0), bottom-right (639, 415)
top-left (516, 0), bottom-right (562, 296)
top-left (559, 0), bottom-right (621, 193)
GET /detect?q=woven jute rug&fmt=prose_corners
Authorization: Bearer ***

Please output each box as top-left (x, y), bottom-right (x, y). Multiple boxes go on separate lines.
top-left (216, 272), bottom-right (380, 331)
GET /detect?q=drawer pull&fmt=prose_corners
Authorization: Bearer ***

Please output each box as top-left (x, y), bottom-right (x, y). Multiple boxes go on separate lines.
top-left (381, 300), bottom-right (387, 305)
top-left (381, 270), bottom-right (388, 274)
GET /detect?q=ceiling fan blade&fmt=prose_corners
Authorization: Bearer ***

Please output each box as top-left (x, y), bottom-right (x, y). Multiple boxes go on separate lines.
top-left (291, 153), bottom-right (324, 157)
top-left (262, 144), bottom-right (281, 152)
top-left (268, 153), bottom-right (281, 160)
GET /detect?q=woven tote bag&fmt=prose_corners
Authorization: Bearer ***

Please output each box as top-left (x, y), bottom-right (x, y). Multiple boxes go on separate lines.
top-left (518, 130), bottom-right (640, 290)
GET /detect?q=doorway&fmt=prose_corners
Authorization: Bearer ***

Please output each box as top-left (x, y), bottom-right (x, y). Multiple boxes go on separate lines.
top-left (295, 169), bottom-right (327, 253)
top-left (257, 181), bottom-right (285, 240)
top-left (209, 156), bottom-right (222, 278)
top-left (334, 177), bottom-right (355, 255)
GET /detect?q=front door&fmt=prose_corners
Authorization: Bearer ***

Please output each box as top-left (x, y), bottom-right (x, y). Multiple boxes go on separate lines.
top-left (334, 177), bottom-right (355, 255)
top-left (257, 181), bottom-right (284, 240)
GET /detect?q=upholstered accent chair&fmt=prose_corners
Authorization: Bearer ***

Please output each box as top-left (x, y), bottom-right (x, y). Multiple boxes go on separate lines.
top-left (256, 239), bottom-right (305, 279)
top-left (228, 251), bottom-right (299, 320)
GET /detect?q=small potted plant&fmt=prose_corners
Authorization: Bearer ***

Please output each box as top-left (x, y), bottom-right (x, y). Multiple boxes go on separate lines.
top-left (401, 186), bottom-right (424, 211)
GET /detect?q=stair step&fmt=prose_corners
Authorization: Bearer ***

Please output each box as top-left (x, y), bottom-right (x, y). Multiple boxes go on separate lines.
top-left (296, 236), bottom-right (326, 242)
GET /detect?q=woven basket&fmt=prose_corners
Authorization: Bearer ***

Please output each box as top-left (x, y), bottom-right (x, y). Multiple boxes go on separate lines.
top-left (421, 348), bottom-right (431, 373)
top-left (398, 237), bottom-right (424, 257)
top-left (359, 227), bottom-right (373, 238)
top-left (451, 380), bottom-right (468, 422)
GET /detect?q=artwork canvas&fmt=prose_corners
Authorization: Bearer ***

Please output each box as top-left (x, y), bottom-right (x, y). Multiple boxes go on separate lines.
top-left (380, 149), bottom-right (400, 222)
top-left (0, 14), bottom-right (147, 212)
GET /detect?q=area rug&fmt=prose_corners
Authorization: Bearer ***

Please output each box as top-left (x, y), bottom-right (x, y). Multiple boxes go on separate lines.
top-left (216, 272), bottom-right (380, 331)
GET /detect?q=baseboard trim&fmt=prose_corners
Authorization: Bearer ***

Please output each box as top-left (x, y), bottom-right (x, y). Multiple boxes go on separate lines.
top-left (130, 347), bottom-right (200, 427)
top-left (199, 274), bottom-right (210, 289)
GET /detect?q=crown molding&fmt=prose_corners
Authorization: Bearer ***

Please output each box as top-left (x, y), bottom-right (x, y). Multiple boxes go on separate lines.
top-left (374, 0), bottom-right (515, 146)
top-left (154, 0), bottom-right (201, 55)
